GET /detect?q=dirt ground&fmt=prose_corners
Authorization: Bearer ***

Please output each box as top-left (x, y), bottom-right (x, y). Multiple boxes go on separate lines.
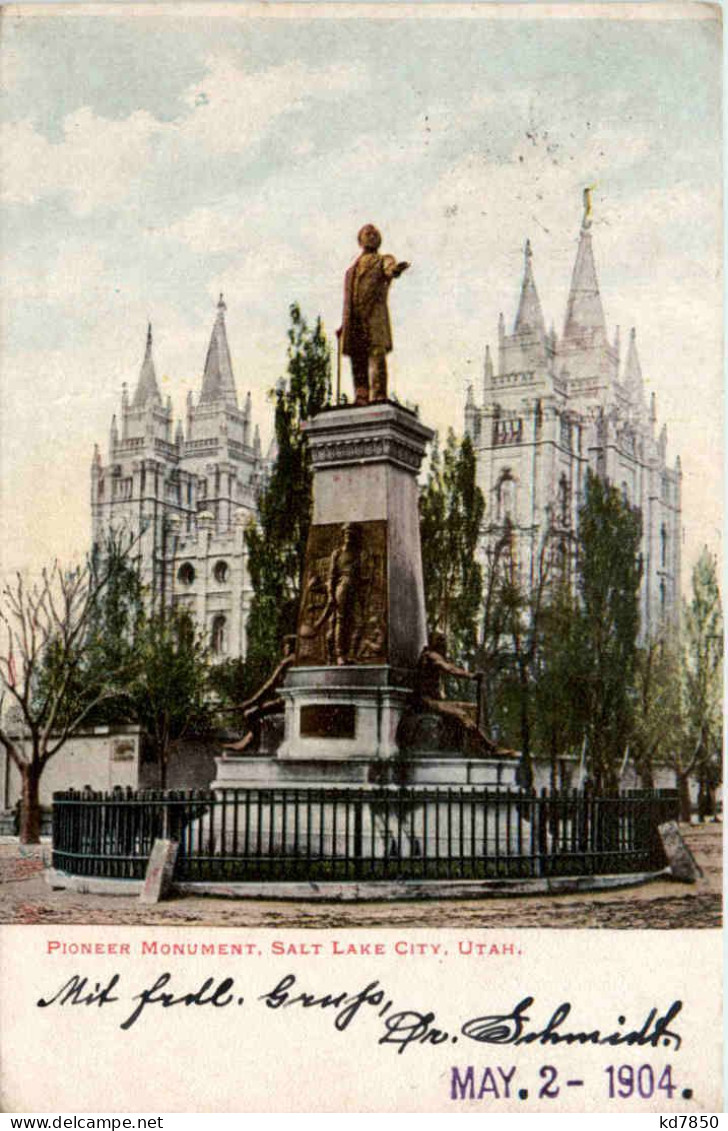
top-left (0, 822), bottom-right (721, 929)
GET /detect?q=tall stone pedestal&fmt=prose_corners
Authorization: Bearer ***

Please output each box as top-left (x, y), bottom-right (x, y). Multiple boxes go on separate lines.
top-left (278, 401), bottom-right (433, 762)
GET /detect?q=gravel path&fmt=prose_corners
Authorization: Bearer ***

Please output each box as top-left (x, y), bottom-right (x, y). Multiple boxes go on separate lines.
top-left (0, 822), bottom-right (721, 929)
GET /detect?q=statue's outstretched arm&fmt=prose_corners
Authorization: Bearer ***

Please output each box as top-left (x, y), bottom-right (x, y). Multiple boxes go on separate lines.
top-left (428, 650), bottom-right (479, 682)
top-left (382, 255), bottom-right (410, 279)
top-left (230, 654), bottom-right (294, 712)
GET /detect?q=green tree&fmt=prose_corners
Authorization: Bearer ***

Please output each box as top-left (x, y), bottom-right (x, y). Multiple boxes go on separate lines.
top-left (126, 605), bottom-right (212, 789)
top-left (419, 429), bottom-right (485, 668)
top-left (208, 657), bottom-right (259, 713)
top-left (632, 632), bottom-right (683, 791)
top-left (532, 576), bottom-right (585, 790)
top-left (678, 547), bottom-right (723, 820)
top-left (575, 471), bottom-right (643, 793)
top-left (245, 303), bottom-right (332, 680)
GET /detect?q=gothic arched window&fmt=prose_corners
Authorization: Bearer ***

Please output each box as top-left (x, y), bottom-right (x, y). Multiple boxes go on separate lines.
top-left (175, 610), bottom-right (195, 649)
top-left (557, 537), bottom-right (569, 579)
top-left (177, 562), bottom-right (195, 586)
top-left (660, 524), bottom-right (668, 569)
top-left (214, 560), bottom-right (229, 584)
top-left (496, 469), bottom-right (516, 523)
top-left (211, 614), bottom-right (227, 655)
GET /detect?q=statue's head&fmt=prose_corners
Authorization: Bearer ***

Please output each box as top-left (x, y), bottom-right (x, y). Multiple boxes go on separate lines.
top-left (340, 523), bottom-right (362, 554)
top-left (358, 224), bottom-right (382, 251)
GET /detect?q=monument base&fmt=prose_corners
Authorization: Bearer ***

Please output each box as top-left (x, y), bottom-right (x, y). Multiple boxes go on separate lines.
top-left (212, 753), bottom-right (519, 790)
top-left (276, 665), bottom-right (414, 761)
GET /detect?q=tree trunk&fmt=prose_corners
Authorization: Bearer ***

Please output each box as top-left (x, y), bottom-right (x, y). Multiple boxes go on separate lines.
top-left (478, 664), bottom-right (490, 733)
top-left (516, 663), bottom-right (534, 791)
top-left (677, 771), bottom-right (692, 823)
top-left (696, 769), bottom-right (709, 823)
top-left (549, 732), bottom-right (558, 793)
top-left (19, 762), bottom-right (42, 844)
top-left (639, 758), bottom-right (655, 790)
top-left (518, 661), bottom-right (530, 761)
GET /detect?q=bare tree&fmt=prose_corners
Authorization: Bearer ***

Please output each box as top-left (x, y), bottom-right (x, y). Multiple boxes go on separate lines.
top-left (0, 552), bottom-right (132, 842)
top-left (477, 518), bottom-right (565, 772)
top-left (475, 523), bottom-right (517, 736)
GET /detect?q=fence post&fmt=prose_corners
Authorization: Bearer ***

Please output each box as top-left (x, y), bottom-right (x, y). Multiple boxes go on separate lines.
top-left (353, 795), bottom-right (363, 880)
top-left (538, 788), bottom-right (549, 876)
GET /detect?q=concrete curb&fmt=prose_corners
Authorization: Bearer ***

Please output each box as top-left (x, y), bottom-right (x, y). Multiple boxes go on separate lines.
top-left (47, 866), bottom-right (667, 901)
top-left (46, 869), bottom-right (144, 896)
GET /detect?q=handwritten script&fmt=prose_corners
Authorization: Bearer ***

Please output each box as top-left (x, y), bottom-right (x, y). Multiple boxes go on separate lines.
top-left (36, 971), bottom-right (684, 1055)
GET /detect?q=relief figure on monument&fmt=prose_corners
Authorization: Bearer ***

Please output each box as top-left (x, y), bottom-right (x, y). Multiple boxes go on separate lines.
top-left (296, 521), bottom-right (388, 666)
top-left (339, 224), bottom-right (409, 406)
top-left (326, 523), bottom-right (361, 665)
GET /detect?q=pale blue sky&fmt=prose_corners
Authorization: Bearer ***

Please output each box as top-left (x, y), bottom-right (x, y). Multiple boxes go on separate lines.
top-left (0, 4), bottom-right (722, 580)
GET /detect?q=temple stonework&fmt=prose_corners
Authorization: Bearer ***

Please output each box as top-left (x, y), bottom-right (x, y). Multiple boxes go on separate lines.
top-left (91, 296), bottom-right (265, 658)
top-left (464, 214), bottom-right (682, 637)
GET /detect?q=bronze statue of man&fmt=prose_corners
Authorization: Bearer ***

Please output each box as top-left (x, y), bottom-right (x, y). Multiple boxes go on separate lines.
top-left (340, 224), bottom-right (409, 406)
top-left (221, 635), bottom-right (297, 753)
top-left (414, 631), bottom-right (500, 758)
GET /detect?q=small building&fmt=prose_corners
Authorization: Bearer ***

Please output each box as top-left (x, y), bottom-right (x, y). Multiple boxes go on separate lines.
top-left (0, 722), bottom-right (226, 831)
top-left (0, 724), bottom-right (143, 814)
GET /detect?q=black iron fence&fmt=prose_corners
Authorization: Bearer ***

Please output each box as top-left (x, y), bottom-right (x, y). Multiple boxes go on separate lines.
top-left (52, 786), bottom-right (679, 884)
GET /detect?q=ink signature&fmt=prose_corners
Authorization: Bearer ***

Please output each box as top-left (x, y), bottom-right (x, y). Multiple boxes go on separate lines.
top-left (36, 971), bottom-right (683, 1055)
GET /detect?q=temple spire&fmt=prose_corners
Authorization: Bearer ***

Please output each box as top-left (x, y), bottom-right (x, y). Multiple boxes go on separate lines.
top-left (624, 327), bottom-right (644, 401)
top-left (200, 294), bottom-right (238, 407)
top-left (563, 198), bottom-right (607, 343)
top-left (132, 323), bottom-right (161, 407)
top-left (513, 239), bottom-right (546, 339)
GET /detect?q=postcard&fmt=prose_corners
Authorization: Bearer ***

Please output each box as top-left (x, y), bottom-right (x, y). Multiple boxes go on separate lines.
top-left (0, 1), bottom-right (722, 1115)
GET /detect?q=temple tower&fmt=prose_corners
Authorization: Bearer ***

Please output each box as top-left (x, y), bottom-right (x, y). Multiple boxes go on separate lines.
top-left (466, 200), bottom-right (682, 634)
top-left (91, 297), bottom-right (264, 658)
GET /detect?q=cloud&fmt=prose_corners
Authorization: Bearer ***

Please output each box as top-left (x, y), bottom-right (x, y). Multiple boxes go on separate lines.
top-left (2, 242), bottom-right (108, 308)
top-left (1, 109), bottom-right (162, 213)
top-left (1, 54), bottom-right (362, 215)
top-left (178, 56), bottom-right (359, 156)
